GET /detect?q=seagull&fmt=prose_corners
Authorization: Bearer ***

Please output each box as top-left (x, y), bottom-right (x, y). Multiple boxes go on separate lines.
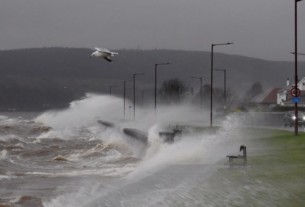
top-left (91, 47), bottom-right (118, 62)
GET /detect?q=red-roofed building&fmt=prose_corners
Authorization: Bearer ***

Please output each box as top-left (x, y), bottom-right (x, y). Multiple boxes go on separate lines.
top-left (277, 77), bottom-right (305, 106)
top-left (252, 88), bottom-right (281, 106)
top-left (252, 77), bottom-right (305, 107)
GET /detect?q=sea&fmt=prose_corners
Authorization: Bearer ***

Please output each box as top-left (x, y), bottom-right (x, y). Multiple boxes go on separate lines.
top-left (0, 94), bottom-right (288, 207)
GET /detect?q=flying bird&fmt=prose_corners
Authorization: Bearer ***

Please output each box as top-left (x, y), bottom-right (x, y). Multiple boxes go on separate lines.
top-left (91, 47), bottom-right (118, 62)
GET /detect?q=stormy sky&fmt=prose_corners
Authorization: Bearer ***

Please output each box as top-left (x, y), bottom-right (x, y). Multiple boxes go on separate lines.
top-left (1, 0), bottom-right (305, 60)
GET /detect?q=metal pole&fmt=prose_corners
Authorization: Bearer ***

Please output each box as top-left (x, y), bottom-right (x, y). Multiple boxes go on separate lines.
top-left (154, 64), bottom-right (157, 117)
top-left (109, 85), bottom-right (116, 96)
top-left (124, 81), bottom-right (126, 119)
top-left (224, 69), bottom-right (227, 108)
top-left (154, 62), bottom-right (171, 119)
top-left (200, 78), bottom-right (203, 108)
top-left (133, 75), bottom-right (136, 120)
top-left (294, 0), bottom-right (301, 136)
top-left (210, 43), bottom-right (233, 127)
top-left (191, 76), bottom-right (203, 108)
top-left (210, 44), bottom-right (214, 127)
top-left (215, 69), bottom-right (227, 108)
top-left (123, 80), bottom-right (132, 119)
top-left (141, 90), bottom-right (144, 107)
top-left (133, 73), bottom-right (144, 120)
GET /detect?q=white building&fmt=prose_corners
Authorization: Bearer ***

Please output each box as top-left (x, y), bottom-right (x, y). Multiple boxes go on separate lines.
top-left (277, 78), bottom-right (305, 106)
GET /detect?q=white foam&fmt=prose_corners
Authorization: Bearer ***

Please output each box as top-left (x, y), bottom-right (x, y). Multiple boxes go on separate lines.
top-left (0, 149), bottom-right (8, 160)
top-left (35, 94), bottom-right (126, 139)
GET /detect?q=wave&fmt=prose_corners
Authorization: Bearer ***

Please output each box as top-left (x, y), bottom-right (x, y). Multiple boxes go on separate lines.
top-left (0, 195), bottom-right (44, 207)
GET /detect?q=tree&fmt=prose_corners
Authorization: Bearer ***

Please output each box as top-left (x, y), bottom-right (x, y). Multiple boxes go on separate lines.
top-left (158, 79), bottom-right (187, 103)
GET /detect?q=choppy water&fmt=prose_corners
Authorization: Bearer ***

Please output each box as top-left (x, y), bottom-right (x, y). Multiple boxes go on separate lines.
top-left (0, 94), bottom-right (295, 207)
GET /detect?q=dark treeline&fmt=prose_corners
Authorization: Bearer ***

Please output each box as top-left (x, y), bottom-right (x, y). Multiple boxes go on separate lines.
top-left (0, 48), bottom-right (301, 111)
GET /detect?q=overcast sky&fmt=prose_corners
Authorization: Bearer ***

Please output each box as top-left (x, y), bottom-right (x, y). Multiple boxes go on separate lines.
top-left (1, 0), bottom-right (305, 60)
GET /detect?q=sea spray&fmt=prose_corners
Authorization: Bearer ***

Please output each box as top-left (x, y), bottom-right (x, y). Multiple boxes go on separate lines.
top-left (35, 94), bottom-right (125, 129)
top-left (35, 94), bottom-right (127, 139)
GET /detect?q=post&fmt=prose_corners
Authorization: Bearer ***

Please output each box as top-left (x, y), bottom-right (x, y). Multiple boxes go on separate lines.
top-left (123, 81), bottom-right (126, 119)
top-left (154, 64), bottom-right (157, 117)
top-left (133, 75), bottom-right (136, 120)
top-left (123, 80), bottom-right (132, 119)
top-left (294, 0), bottom-right (302, 136)
top-left (200, 78), bottom-right (203, 108)
top-left (191, 76), bottom-right (203, 108)
top-left (133, 73), bottom-right (144, 120)
top-left (141, 90), bottom-right (144, 107)
top-left (210, 44), bottom-right (214, 127)
top-left (215, 69), bottom-right (227, 109)
top-left (210, 43), bottom-right (233, 127)
top-left (224, 69), bottom-right (227, 107)
top-left (154, 62), bottom-right (171, 119)
top-left (109, 85), bottom-right (116, 96)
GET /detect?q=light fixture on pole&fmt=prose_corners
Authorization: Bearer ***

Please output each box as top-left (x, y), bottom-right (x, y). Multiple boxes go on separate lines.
top-left (133, 73), bottom-right (144, 120)
top-left (210, 42), bottom-right (233, 127)
top-left (154, 62), bottom-right (171, 118)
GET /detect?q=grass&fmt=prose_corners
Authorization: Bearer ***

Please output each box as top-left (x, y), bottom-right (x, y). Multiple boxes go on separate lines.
top-left (198, 129), bottom-right (305, 207)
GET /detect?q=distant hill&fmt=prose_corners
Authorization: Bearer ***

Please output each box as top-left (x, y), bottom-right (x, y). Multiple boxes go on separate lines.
top-left (0, 48), bottom-right (303, 111)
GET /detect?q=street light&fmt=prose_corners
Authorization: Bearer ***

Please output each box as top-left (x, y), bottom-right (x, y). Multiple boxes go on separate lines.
top-left (141, 89), bottom-right (145, 107)
top-left (191, 76), bottom-right (203, 108)
top-left (293, 0), bottom-right (303, 136)
top-left (133, 73), bottom-right (144, 120)
top-left (109, 85), bottom-right (117, 96)
top-left (215, 68), bottom-right (227, 109)
top-left (290, 52), bottom-right (305, 135)
top-left (154, 62), bottom-right (171, 117)
top-left (210, 42), bottom-right (233, 127)
top-left (123, 80), bottom-right (132, 119)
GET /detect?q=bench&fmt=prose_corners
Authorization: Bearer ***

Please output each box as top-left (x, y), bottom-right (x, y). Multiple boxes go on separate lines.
top-left (226, 145), bottom-right (247, 167)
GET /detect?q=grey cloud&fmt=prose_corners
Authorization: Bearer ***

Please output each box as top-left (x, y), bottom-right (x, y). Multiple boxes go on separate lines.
top-left (0, 0), bottom-right (304, 60)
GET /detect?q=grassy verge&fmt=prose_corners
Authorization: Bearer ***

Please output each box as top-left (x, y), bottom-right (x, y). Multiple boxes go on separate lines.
top-left (199, 129), bottom-right (305, 206)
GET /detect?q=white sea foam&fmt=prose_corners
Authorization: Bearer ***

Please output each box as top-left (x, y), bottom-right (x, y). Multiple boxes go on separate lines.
top-left (0, 149), bottom-right (8, 160)
top-left (33, 94), bottom-right (253, 207)
top-left (35, 94), bottom-right (127, 139)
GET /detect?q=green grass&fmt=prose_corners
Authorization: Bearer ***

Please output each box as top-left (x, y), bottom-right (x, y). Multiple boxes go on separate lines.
top-left (200, 129), bottom-right (305, 207)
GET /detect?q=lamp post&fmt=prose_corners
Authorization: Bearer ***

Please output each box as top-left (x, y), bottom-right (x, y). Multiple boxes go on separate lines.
top-left (210, 42), bottom-right (233, 127)
top-left (293, 0), bottom-right (303, 136)
top-left (191, 76), bottom-right (203, 108)
top-left (123, 80), bottom-right (132, 119)
top-left (154, 62), bottom-right (171, 117)
top-left (141, 89), bottom-right (145, 107)
top-left (290, 52), bottom-right (305, 135)
top-left (133, 73), bottom-right (144, 120)
top-left (109, 85), bottom-right (116, 96)
top-left (215, 68), bottom-right (227, 109)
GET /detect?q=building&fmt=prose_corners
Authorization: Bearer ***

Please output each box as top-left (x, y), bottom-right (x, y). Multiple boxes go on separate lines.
top-left (251, 78), bottom-right (305, 108)
top-left (277, 78), bottom-right (305, 107)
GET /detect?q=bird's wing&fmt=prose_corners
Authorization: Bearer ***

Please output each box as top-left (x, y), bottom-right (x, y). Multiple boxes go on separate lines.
top-left (94, 47), bottom-right (102, 51)
top-left (104, 56), bottom-right (112, 62)
top-left (110, 52), bottom-right (118, 56)
top-left (96, 48), bottom-right (110, 52)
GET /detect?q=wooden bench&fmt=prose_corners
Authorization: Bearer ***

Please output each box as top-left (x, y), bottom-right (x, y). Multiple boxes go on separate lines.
top-left (226, 145), bottom-right (247, 167)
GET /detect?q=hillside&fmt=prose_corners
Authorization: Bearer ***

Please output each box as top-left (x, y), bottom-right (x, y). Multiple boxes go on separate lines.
top-left (0, 48), bottom-right (302, 111)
